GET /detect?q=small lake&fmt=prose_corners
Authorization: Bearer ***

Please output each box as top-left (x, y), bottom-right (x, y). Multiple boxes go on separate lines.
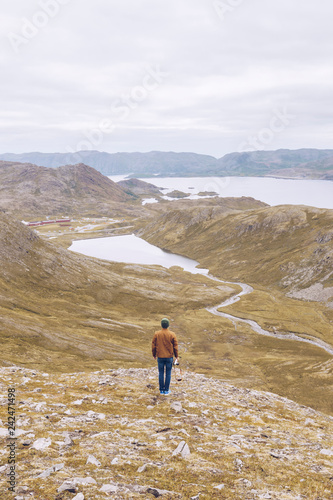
top-left (109, 175), bottom-right (333, 209)
top-left (69, 234), bottom-right (208, 274)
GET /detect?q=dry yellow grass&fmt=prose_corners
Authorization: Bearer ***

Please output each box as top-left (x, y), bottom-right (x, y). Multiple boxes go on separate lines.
top-left (1, 366), bottom-right (333, 499)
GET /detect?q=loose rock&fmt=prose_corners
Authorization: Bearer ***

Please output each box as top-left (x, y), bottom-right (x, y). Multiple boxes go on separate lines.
top-left (57, 480), bottom-right (77, 493)
top-left (170, 401), bottom-right (183, 413)
top-left (86, 455), bottom-right (101, 467)
top-left (172, 440), bottom-right (191, 458)
top-left (72, 494), bottom-right (85, 500)
top-left (100, 483), bottom-right (119, 494)
top-left (37, 463), bottom-right (64, 479)
top-left (32, 437), bottom-right (51, 451)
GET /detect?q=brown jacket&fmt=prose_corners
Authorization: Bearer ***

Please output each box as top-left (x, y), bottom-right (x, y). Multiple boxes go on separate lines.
top-left (152, 328), bottom-right (178, 359)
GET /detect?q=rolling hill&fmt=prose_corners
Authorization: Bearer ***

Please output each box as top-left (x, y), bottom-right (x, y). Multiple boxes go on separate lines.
top-left (0, 161), bottom-right (137, 217)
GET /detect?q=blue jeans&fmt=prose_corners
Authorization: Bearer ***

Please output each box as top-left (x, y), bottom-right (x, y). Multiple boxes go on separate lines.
top-left (157, 357), bottom-right (173, 392)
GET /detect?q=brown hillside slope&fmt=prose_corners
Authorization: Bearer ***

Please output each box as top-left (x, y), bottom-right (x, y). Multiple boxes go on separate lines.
top-left (151, 196), bottom-right (268, 213)
top-left (0, 212), bottom-right (233, 372)
top-left (138, 204), bottom-right (333, 303)
top-left (0, 161), bottom-right (137, 217)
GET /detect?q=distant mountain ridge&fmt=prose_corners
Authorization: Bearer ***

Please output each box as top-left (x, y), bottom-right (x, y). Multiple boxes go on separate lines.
top-left (1, 148), bottom-right (333, 179)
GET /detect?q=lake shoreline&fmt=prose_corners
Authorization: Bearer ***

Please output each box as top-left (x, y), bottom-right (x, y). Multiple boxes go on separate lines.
top-left (109, 175), bottom-right (333, 210)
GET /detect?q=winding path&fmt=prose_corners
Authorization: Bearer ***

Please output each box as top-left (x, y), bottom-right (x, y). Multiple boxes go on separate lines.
top-left (205, 275), bottom-right (333, 356)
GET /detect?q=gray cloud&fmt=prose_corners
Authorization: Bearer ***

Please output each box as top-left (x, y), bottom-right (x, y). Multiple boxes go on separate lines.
top-left (1, 0), bottom-right (332, 157)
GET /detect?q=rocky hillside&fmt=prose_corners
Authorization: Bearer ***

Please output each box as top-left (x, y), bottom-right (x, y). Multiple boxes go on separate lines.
top-left (0, 162), bottom-right (137, 217)
top-left (1, 366), bottom-right (333, 499)
top-left (117, 178), bottom-right (162, 196)
top-left (0, 212), bottom-right (233, 372)
top-left (217, 149), bottom-right (333, 179)
top-left (138, 204), bottom-right (333, 305)
top-left (1, 149), bottom-right (333, 179)
top-left (148, 196), bottom-right (268, 217)
top-left (301, 156), bottom-right (333, 180)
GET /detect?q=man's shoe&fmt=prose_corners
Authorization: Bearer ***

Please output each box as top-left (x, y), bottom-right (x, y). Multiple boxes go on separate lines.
top-left (160, 391), bottom-right (165, 395)
top-left (164, 390), bottom-right (170, 395)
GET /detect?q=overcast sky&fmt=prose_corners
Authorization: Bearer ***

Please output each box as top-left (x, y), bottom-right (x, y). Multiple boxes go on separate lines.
top-left (1, 0), bottom-right (333, 157)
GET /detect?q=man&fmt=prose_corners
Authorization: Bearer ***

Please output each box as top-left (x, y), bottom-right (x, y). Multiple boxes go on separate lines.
top-left (152, 318), bottom-right (179, 395)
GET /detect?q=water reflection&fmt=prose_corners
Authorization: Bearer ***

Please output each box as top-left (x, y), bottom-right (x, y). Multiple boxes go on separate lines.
top-left (69, 234), bottom-right (208, 274)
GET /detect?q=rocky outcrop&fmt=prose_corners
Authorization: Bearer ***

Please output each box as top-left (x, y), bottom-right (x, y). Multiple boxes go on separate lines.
top-left (118, 178), bottom-right (161, 196)
top-left (167, 190), bottom-right (191, 199)
top-left (1, 366), bottom-right (332, 499)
